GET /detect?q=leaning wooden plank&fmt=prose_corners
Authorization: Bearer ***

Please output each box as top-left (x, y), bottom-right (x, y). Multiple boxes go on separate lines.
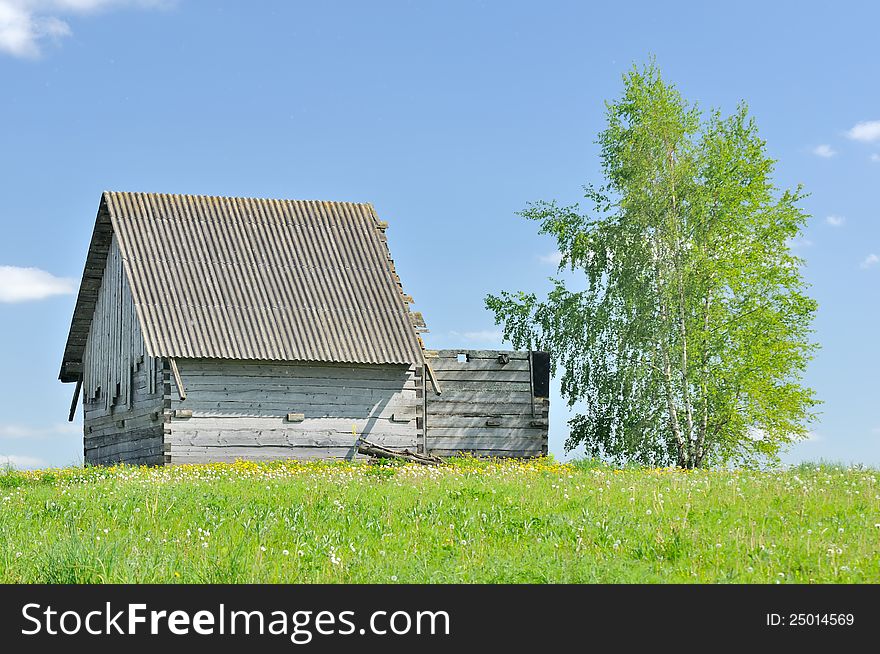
top-left (68, 379), bottom-right (83, 422)
top-left (424, 358), bottom-right (442, 395)
top-left (169, 357), bottom-right (187, 401)
top-left (356, 437), bottom-right (443, 466)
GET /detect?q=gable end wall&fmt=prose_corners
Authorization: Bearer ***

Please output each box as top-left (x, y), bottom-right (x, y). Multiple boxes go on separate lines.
top-left (82, 235), bottom-right (165, 465)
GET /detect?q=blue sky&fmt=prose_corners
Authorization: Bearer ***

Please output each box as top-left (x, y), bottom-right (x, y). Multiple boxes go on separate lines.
top-left (0, 1), bottom-right (877, 469)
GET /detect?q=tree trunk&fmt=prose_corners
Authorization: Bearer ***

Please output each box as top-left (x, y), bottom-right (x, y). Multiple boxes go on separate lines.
top-left (667, 141), bottom-right (695, 468)
top-left (695, 290), bottom-right (712, 467)
top-left (677, 271), bottom-right (696, 462)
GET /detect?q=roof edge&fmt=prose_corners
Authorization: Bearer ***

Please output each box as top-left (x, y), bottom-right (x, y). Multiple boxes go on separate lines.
top-left (59, 194), bottom-right (115, 382)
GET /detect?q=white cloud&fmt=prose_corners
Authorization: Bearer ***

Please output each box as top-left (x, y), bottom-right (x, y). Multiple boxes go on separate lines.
top-left (846, 120), bottom-right (880, 143)
top-left (0, 0), bottom-right (169, 58)
top-left (449, 329), bottom-right (503, 343)
top-left (860, 253), bottom-right (879, 270)
top-left (871, 153), bottom-right (880, 163)
top-left (0, 454), bottom-right (47, 469)
top-left (538, 251), bottom-right (563, 266)
top-left (0, 423), bottom-right (80, 439)
top-left (825, 215), bottom-right (845, 227)
top-left (812, 144), bottom-right (836, 158)
top-left (0, 265), bottom-right (76, 302)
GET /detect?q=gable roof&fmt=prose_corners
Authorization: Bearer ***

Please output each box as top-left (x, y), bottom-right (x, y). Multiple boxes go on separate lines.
top-left (59, 191), bottom-right (425, 382)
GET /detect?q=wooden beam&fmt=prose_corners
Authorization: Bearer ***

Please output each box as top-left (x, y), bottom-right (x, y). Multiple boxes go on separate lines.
top-left (169, 357), bottom-right (187, 401)
top-left (528, 350), bottom-right (536, 417)
top-left (424, 358), bottom-right (442, 395)
top-left (68, 379), bottom-right (82, 422)
top-left (356, 437), bottom-right (442, 466)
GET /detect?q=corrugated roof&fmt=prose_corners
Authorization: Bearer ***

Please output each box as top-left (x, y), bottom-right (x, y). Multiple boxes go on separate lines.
top-left (59, 191), bottom-right (424, 381)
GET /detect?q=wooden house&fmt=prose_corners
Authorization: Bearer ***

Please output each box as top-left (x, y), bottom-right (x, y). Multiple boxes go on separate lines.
top-left (59, 192), bottom-right (549, 465)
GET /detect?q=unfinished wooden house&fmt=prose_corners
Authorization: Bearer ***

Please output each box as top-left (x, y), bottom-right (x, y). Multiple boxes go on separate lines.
top-left (59, 192), bottom-right (549, 465)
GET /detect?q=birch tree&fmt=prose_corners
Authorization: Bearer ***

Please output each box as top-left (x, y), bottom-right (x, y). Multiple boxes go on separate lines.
top-left (486, 62), bottom-right (818, 468)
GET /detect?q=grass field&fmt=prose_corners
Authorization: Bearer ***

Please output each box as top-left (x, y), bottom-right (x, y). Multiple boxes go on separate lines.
top-left (1, 458), bottom-right (878, 583)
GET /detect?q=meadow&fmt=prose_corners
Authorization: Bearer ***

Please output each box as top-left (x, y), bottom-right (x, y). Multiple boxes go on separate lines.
top-left (1, 458), bottom-right (878, 583)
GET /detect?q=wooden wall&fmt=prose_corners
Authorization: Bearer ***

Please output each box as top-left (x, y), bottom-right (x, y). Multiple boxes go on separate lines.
top-left (424, 350), bottom-right (549, 457)
top-left (78, 259), bottom-right (548, 466)
top-left (81, 235), bottom-right (165, 465)
top-left (165, 359), bottom-right (422, 464)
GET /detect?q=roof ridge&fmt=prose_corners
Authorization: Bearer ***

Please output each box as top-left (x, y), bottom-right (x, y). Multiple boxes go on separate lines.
top-left (103, 190), bottom-right (375, 207)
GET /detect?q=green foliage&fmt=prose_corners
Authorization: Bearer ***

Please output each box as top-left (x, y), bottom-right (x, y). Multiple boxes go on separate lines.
top-left (486, 60), bottom-right (819, 468)
top-left (0, 460), bottom-right (877, 583)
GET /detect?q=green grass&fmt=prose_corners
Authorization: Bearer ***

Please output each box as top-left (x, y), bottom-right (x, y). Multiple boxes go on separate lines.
top-left (1, 458), bottom-right (878, 583)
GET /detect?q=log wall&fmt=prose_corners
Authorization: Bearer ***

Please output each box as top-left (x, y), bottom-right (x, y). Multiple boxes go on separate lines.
top-left (424, 350), bottom-right (549, 457)
top-left (164, 359), bottom-right (422, 464)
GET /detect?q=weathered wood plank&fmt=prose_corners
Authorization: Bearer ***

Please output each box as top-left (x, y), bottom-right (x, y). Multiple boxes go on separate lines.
top-left (168, 416), bottom-right (415, 435)
top-left (181, 378), bottom-right (418, 392)
top-left (168, 447), bottom-right (368, 464)
top-left (425, 390), bottom-right (532, 404)
top-left (84, 404), bottom-right (163, 428)
top-left (433, 350), bottom-right (530, 360)
top-left (86, 438), bottom-right (164, 461)
top-left (429, 370), bottom-right (530, 383)
top-left (167, 401), bottom-right (419, 419)
top-left (427, 427), bottom-right (545, 439)
top-left (425, 415), bottom-right (543, 429)
top-left (169, 358), bottom-right (187, 401)
top-left (431, 449), bottom-right (544, 458)
top-left (85, 425), bottom-right (163, 449)
top-left (169, 388), bottom-right (416, 404)
top-left (428, 435), bottom-right (545, 450)
top-left (178, 361), bottom-right (414, 380)
top-left (167, 432), bottom-right (417, 449)
top-left (425, 380), bottom-right (531, 393)
top-left (430, 359), bottom-right (530, 373)
top-left (426, 402), bottom-right (541, 416)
